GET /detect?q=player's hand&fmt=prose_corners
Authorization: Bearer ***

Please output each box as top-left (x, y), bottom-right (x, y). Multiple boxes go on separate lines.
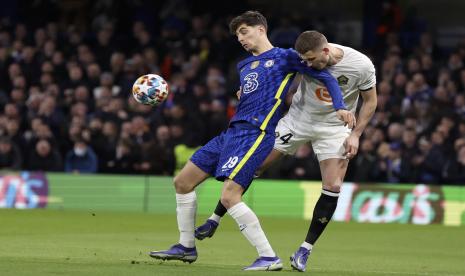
top-left (336, 109), bottom-right (356, 129)
top-left (343, 134), bottom-right (359, 159)
top-left (236, 88), bottom-right (242, 100)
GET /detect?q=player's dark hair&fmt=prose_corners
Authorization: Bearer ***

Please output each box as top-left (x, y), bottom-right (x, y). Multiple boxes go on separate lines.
top-left (295, 30), bottom-right (328, 54)
top-left (229, 11), bottom-right (268, 34)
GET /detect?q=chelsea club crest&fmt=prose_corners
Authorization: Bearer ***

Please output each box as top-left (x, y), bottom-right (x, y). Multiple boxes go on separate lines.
top-left (264, 59), bottom-right (274, 67)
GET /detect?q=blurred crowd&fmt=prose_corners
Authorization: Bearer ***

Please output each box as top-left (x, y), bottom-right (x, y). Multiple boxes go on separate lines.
top-left (0, 1), bottom-right (464, 185)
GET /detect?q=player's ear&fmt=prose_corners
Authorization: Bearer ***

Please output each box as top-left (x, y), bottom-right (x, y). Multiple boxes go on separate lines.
top-left (322, 47), bottom-right (330, 55)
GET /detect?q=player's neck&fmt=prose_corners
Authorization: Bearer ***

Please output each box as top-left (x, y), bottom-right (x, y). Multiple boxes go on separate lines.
top-left (327, 45), bottom-right (343, 66)
top-left (252, 40), bottom-right (273, 56)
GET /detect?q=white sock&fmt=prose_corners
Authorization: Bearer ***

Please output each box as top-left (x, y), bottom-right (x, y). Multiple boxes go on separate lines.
top-left (209, 213), bottom-right (221, 223)
top-left (301, 241), bottom-right (313, 251)
top-left (176, 191), bottom-right (197, 248)
top-left (227, 202), bottom-right (276, 257)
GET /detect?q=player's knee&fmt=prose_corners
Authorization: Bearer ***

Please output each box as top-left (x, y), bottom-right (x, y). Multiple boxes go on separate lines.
top-left (322, 182), bottom-right (342, 193)
top-left (220, 194), bottom-right (240, 209)
top-left (173, 175), bottom-right (193, 194)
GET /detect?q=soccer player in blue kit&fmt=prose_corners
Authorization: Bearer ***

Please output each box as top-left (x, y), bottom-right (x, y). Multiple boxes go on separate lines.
top-left (149, 11), bottom-right (354, 271)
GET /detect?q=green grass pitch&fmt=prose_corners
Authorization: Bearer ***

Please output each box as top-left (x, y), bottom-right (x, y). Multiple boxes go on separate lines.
top-left (1, 209), bottom-right (464, 276)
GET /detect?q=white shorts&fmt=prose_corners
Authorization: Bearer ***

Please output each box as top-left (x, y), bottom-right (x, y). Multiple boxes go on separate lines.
top-left (274, 115), bottom-right (351, 161)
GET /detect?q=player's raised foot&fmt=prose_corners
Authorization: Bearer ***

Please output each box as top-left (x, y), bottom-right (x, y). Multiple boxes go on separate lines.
top-left (149, 244), bottom-right (197, 263)
top-left (195, 219), bottom-right (219, 240)
top-left (290, 247), bottom-right (311, 272)
top-left (242, 256), bottom-right (283, 271)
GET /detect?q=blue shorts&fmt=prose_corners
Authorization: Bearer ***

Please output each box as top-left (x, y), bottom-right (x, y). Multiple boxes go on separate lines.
top-left (190, 122), bottom-right (275, 188)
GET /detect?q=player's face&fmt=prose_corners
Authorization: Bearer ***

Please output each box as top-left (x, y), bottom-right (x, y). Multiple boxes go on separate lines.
top-left (299, 48), bottom-right (330, 70)
top-left (235, 24), bottom-right (263, 53)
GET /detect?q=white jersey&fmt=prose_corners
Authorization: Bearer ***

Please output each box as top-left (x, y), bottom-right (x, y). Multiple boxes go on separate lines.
top-left (287, 43), bottom-right (376, 126)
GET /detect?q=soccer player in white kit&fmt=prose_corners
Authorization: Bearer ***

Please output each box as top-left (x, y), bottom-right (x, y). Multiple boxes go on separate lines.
top-left (195, 30), bottom-right (377, 272)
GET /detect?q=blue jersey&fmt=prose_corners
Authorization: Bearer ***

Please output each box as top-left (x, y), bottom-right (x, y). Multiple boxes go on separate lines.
top-left (231, 47), bottom-right (346, 133)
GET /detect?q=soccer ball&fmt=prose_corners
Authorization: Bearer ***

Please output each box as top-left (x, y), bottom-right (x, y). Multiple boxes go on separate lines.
top-left (132, 74), bottom-right (169, 106)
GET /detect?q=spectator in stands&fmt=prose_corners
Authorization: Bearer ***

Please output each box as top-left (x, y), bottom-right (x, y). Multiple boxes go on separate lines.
top-left (207, 99), bottom-right (229, 140)
top-left (27, 139), bottom-right (62, 171)
top-left (399, 128), bottom-right (419, 182)
top-left (443, 145), bottom-right (465, 184)
top-left (93, 72), bottom-right (122, 98)
top-left (455, 95), bottom-right (465, 118)
top-left (98, 121), bottom-right (119, 172)
top-left (0, 137), bottom-right (22, 170)
top-left (280, 144), bottom-right (321, 180)
top-left (146, 125), bottom-right (175, 175)
top-left (387, 122), bottom-right (404, 143)
top-left (419, 132), bottom-right (447, 183)
top-left (350, 139), bottom-right (378, 182)
top-left (64, 140), bottom-right (98, 173)
top-left (107, 139), bottom-right (136, 174)
top-left (377, 142), bottom-right (403, 183)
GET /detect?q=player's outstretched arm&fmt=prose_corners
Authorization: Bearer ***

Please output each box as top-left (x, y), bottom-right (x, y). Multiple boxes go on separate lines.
top-left (344, 87), bottom-right (377, 159)
top-left (285, 49), bottom-right (346, 111)
top-left (352, 87), bottom-right (377, 137)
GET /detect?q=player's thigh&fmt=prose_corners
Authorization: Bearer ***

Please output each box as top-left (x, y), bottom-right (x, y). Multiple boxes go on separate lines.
top-left (176, 134), bottom-right (224, 193)
top-left (174, 160), bottom-right (210, 193)
top-left (216, 127), bottom-right (274, 190)
top-left (274, 117), bottom-right (309, 156)
top-left (220, 178), bottom-right (245, 209)
top-left (311, 124), bottom-right (351, 162)
top-left (190, 133), bottom-right (224, 174)
top-left (319, 158), bottom-right (349, 192)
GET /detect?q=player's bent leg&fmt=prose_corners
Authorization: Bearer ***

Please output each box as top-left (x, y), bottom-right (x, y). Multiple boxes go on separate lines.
top-left (195, 150), bottom-right (284, 241)
top-left (291, 158), bottom-right (348, 272)
top-left (174, 161), bottom-right (210, 194)
top-left (221, 179), bottom-right (282, 271)
top-left (150, 161), bottom-right (210, 263)
top-left (319, 158), bottom-right (348, 192)
top-left (220, 178), bottom-right (244, 209)
top-left (175, 161), bottom-right (210, 248)
top-left (195, 184), bottom-right (252, 241)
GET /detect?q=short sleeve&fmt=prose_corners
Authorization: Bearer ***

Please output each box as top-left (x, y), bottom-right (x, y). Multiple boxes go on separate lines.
top-left (358, 58), bottom-right (376, 91)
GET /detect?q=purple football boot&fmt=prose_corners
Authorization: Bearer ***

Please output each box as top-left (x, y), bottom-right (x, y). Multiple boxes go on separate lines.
top-left (195, 219), bottom-right (219, 240)
top-left (243, 256), bottom-right (283, 271)
top-left (149, 244), bottom-right (197, 263)
top-left (290, 247), bottom-right (311, 272)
